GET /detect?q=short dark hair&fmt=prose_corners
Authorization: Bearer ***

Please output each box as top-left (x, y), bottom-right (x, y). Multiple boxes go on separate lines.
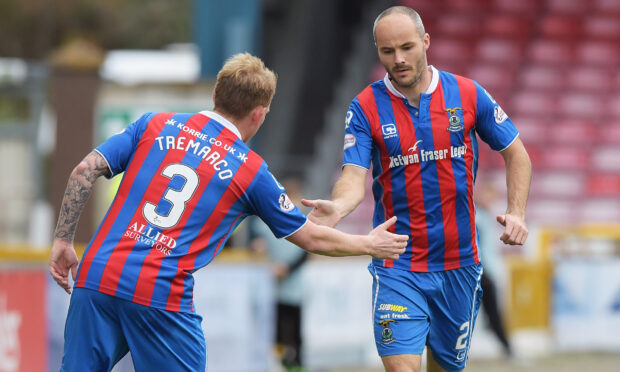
top-left (373, 6), bottom-right (426, 42)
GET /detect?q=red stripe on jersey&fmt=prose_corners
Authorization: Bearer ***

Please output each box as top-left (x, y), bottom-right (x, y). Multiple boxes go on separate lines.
top-left (388, 94), bottom-right (429, 272)
top-left (130, 114), bottom-right (219, 306)
top-left (429, 81), bottom-right (461, 270)
top-left (358, 86), bottom-right (395, 268)
top-left (98, 116), bottom-right (202, 297)
top-left (454, 75), bottom-right (480, 263)
top-left (77, 113), bottom-right (175, 286)
top-left (165, 150), bottom-right (264, 312)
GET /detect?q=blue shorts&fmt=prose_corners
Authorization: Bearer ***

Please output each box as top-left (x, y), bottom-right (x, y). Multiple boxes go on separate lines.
top-left (61, 288), bottom-right (206, 372)
top-left (369, 263), bottom-right (483, 372)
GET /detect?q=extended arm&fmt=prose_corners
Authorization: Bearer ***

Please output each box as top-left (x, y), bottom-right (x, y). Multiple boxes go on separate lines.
top-left (49, 151), bottom-right (111, 293)
top-left (301, 165), bottom-right (368, 227)
top-left (286, 216), bottom-right (407, 259)
top-left (497, 137), bottom-right (532, 245)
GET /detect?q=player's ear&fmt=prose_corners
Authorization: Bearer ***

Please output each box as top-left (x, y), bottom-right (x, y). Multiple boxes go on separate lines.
top-left (251, 105), bottom-right (269, 126)
top-left (250, 106), bottom-right (262, 125)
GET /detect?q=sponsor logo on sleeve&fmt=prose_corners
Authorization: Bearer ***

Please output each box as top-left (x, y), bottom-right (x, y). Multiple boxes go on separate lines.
top-left (343, 134), bottom-right (356, 150)
top-left (278, 193), bottom-right (295, 212)
top-left (345, 110), bottom-right (353, 129)
top-left (494, 105), bottom-right (508, 124)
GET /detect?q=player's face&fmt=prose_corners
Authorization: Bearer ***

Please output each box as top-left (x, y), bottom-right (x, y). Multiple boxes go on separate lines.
top-left (375, 13), bottom-right (429, 89)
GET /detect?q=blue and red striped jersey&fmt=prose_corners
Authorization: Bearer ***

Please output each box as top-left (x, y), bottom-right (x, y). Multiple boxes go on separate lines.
top-left (343, 66), bottom-right (518, 272)
top-left (75, 111), bottom-right (307, 312)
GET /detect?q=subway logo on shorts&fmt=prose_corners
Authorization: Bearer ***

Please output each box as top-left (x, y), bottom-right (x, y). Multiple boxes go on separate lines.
top-left (378, 303), bottom-right (408, 313)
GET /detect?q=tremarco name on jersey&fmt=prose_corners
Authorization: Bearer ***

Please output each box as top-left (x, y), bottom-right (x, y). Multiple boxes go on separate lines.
top-left (154, 135), bottom-right (248, 180)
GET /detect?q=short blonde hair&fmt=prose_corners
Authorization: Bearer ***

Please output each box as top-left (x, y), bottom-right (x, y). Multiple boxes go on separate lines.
top-left (214, 53), bottom-right (277, 120)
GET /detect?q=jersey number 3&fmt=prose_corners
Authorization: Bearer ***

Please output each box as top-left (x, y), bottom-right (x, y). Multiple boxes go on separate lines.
top-left (143, 163), bottom-right (199, 229)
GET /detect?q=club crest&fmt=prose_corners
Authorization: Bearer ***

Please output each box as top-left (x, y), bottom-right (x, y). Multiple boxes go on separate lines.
top-left (379, 319), bottom-right (397, 344)
top-left (446, 107), bottom-right (464, 132)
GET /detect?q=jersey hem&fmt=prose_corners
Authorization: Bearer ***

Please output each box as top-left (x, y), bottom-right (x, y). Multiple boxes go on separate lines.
top-left (372, 257), bottom-right (479, 272)
top-left (76, 281), bottom-right (193, 313)
top-left (497, 133), bottom-right (519, 152)
top-left (342, 162), bottom-right (369, 170)
top-left (280, 218), bottom-right (308, 239)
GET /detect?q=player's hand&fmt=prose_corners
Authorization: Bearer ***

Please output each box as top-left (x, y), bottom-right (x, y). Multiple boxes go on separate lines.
top-left (301, 198), bottom-right (340, 227)
top-left (49, 239), bottom-right (79, 294)
top-left (496, 213), bottom-right (528, 245)
top-left (367, 216), bottom-right (408, 260)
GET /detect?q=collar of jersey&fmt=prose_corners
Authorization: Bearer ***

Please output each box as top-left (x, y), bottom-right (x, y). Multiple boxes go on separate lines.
top-left (383, 65), bottom-right (439, 99)
top-left (199, 110), bottom-right (243, 139)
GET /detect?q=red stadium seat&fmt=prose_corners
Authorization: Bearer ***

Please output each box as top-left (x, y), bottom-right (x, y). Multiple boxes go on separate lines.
top-left (399, 0), bottom-right (442, 15)
top-left (566, 67), bottom-right (614, 93)
top-left (583, 16), bottom-right (620, 42)
top-left (444, 0), bottom-right (492, 13)
top-left (467, 64), bottom-right (516, 91)
top-left (509, 116), bottom-right (547, 144)
top-left (527, 200), bottom-right (576, 224)
top-left (539, 15), bottom-right (582, 39)
top-left (493, 0), bottom-right (541, 15)
top-left (608, 94), bottom-right (620, 118)
top-left (597, 122), bottom-right (620, 143)
top-left (579, 199), bottom-right (620, 223)
top-left (475, 38), bottom-right (523, 64)
top-left (557, 93), bottom-right (607, 119)
top-left (587, 174), bottom-right (620, 196)
top-left (550, 120), bottom-right (598, 144)
top-left (591, 146), bottom-right (620, 173)
top-left (527, 39), bottom-right (573, 65)
top-left (484, 13), bottom-right (532, 40)
top-left (428, 38), bottom-right (474, 67)
top-left (531, 172), bottom-right (584, 197)
top-left (477, 145), bottom-right (505, 170)
top-left (520, 65), bottom-right (565, 91)
top-left (510, 91), bottom-right (557, 117)
top-left (547, 0), bottom-right (591, 14)
top-left (594, 0), bottom-right (620, 14)
top-left (575, 41), bottom-right (619, 66)
top-left (434, 14), bottom-right (482, 41)
top-left (538, 146), bottom-right (590, 171)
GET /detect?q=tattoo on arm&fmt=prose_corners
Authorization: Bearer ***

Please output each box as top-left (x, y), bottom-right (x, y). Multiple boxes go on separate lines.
top-left (54, 151), bottom-right (111, 242)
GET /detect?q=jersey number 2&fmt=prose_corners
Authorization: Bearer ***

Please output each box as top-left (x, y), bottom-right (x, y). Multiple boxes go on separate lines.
top-left (455, 321), bottom-right (470, 350)
top-left (143, 163), bottom-right (199, 229)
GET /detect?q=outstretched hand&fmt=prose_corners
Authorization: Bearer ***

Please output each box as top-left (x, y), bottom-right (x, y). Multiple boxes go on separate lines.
top-left (496, 213), bottom-right (528, 245)
top-left (367, 216), bottom-right (408, 260)
top-left (49, 240), bottom-right (79, 294)
top-left (301, 198), bottom-right (340, 228)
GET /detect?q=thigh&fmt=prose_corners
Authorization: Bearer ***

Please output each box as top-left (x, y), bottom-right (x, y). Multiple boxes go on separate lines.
top-left (382, 353), bottom-right (422, 372)
top-left (426, 264), bottom-right (483, 372)
top-left (369, 264), bottom-right (429, 357)
top-left (119, 302), bottom-right (206, 372)
top-left (61, 288), bottom-right (129, 372)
